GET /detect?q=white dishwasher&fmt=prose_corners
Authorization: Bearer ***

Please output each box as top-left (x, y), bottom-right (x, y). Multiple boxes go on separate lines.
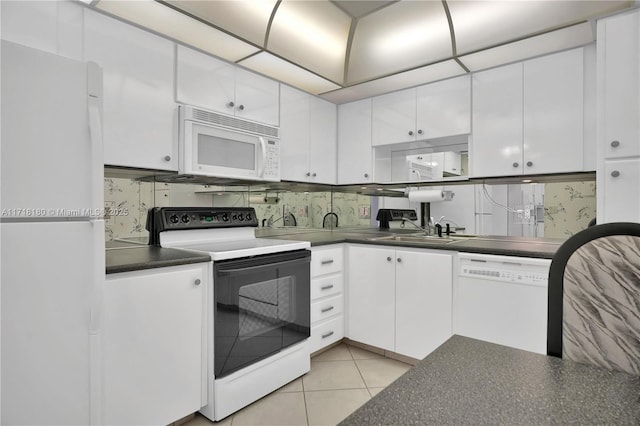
top-left (455, 253), bottom-right (551, 354)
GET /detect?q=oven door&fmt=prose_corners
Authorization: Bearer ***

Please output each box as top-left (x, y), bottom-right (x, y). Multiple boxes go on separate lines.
top-left (213, 249), bottom-right (310, 378)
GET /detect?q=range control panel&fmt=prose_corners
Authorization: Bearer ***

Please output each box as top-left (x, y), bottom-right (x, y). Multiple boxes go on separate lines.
top-left (151, 207), bottom-right (259, 231)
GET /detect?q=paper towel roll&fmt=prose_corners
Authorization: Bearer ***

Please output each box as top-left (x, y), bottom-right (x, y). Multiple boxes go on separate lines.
top-left (407, 189), bottom-right (445, 203)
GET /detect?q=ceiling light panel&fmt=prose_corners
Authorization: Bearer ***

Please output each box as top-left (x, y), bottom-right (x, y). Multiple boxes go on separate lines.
top-left (268, 0), bottom-right (351, 84)
top-left (164, 0), bottom-right (277, 47)
top-left (239, 52), bottom-right (342, 95)
top-left (332, 0), bottom-right (397, 19)
top-left (321, 60), bottom-right (466, 104)
top-left (96, 0), bottom-right (259, 62)
top-left (459, 22), bottom-right (594, 72)
top-left (347, 0), bottom-right (452, 85)
top-left (450, 0), bottom-right (631, 55)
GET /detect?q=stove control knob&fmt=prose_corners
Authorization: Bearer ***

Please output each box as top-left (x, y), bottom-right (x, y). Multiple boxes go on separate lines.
top-left (221, 213), bottom-right (229, 222)
top-left (238, 213), bottom-right (244, 221)
top-left (181, 214), bottom-right (190, 224)
top-left (169, 214), bottom-right (180, 224)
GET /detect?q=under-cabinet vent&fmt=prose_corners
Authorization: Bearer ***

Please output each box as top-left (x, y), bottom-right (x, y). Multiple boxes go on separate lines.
top-left (188, 107), bottom-right (279, 138)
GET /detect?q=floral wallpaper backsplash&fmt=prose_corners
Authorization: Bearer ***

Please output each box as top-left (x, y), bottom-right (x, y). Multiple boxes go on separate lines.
top-left (105, 177), bottom-right (595, 242)
top-left (104, 178), bottom-right (155, 242)
top-left (544, 181), bottom-right (596, 239)
top-left (248, 191), bottom-right (372, 229)
top-left (104, 178), bottom-right (373, 241)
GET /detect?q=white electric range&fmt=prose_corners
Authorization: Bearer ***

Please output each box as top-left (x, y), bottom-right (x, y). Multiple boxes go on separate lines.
top-left (147, 207), bottom-right (311, 421)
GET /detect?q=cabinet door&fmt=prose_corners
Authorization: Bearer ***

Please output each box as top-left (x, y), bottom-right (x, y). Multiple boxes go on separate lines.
top-left (338, 99), bottom-right (373, 184)
top-left (395, 251), bottom-right (452, 359)
top-left (309, 96), bottom-right (337, 184)
top-left (176, 45), bottom-right (235, 116)
top-left (103, 264), bottom-right (206, 426)
top-left (372, 88), bottom-right (417, 146)
top-left (472, 63), bottom-right (523, 177)
top-left (1, 0), bottom-right (57, 55)
top-left (417, 75), bottom-right (471, 139)
top-left (600, 11), bottom-right (640, 159)
top-left (1, 1), bottom-right (84, 61)
top-left (84, 10), bottom-right (176, 170)
top-left (602, 159), bottom-right (640, 223)
top-left (235, 67), bottom-right (280, 126)
top-left (524, 48), bottom-right (584, 174)
top-left (347, 246), bottom-right (395, 351)
top-left (280, 85), bottom-right (310, 181)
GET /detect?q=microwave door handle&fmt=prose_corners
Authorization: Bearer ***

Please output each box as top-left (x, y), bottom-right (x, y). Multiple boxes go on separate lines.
top-left (258, 137), bottom-right (267, 178)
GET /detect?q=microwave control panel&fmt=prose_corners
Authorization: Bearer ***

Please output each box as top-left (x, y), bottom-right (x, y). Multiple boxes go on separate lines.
top-left (262, 139), bottom-right (280, 180)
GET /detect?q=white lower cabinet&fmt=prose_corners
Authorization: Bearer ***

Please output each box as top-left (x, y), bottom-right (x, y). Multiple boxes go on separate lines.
top-left (103, 263), bottom-right (209, 425)
top-left (346, 245), bottom-right (453, 359)
top-left (309, 245), bottom-right (344, 354)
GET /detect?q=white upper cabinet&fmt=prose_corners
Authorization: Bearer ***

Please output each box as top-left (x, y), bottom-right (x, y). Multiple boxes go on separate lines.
top-left (280, 85), bottom-right (336, 184)
top-left (600, 11), bottom-right (640, 160)
top-left (416, 75), bottom-right (471, 140)
top-left (176, 45), bottom-right (279, 126)
top-left (84, 10), bottom-right (176, 171)
top-left (337, 99), bottom-right (373, 184)
top-left (372, 76), bottom-right (471, 146)
top-left (372, 88), bottom-right (417, 146)
top-left (280, 85), bottom-right (309, 182)
top-left (1, 0), bottom-right (84, 61)
top-left (309, 96), bottom-right (338, 184)
top-left (523, 48), bottom-right (584, 175)
top-left (472, 63), bottom-right (524, 177)
top-left (472, 48), bottom-right (584, 177)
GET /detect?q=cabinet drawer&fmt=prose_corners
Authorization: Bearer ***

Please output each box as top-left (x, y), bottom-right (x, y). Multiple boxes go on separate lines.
top-left (311, 246), bottom-right (344, 277)
top-left (311, 294), bottom-right (344, 324)
top-left (311, 274), bottom-right (343, 301)
top-left (309, 316), bottom-right (344, 355)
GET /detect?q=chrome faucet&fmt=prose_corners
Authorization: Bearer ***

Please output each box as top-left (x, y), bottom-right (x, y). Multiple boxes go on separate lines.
top-left (400, 217), bottom-right (429, 236)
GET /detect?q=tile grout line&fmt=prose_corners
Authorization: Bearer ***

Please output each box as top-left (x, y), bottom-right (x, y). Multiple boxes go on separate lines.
top-left (302, 369), bottom-right (310, 426)
top-left (347, 345), bottom-right (372, 394)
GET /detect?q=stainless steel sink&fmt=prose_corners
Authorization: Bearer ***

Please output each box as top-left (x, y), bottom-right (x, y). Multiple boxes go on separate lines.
top-left (366, 234), bottom-right (475, 244)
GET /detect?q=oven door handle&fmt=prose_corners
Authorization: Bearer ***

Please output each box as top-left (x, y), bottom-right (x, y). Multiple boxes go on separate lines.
top-left (216, 258), bottom-right (309, 274)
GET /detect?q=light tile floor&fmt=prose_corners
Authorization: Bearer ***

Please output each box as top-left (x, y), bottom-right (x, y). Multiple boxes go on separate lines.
top-left (182, 343), bottom-right (411, 426)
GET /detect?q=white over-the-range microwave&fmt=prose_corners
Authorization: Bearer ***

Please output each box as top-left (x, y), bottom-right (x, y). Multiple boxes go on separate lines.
top-left (179, 105), bottom-right (280, 182)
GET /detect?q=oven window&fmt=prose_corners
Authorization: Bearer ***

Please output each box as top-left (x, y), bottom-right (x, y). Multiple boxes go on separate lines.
top-left (198, 133), bottom-right (255, 170)
top-left (214, 250), bottom-right (310, 378)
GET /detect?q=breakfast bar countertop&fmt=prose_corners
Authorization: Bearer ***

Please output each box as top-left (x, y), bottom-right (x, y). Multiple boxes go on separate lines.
top-left (340, 335), bottom-right (640, 425)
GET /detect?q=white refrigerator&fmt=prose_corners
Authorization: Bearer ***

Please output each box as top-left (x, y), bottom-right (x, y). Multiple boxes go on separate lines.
top-left (1, 40), bottom-right (105, 425)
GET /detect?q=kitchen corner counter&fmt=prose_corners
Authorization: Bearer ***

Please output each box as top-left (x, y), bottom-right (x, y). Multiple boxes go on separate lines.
top-left (106, 244), bottom-right (211, 274)
top-left (256, 228), bottom-right (563, 259)
top-left (340, 335), bottom-right (640, 425)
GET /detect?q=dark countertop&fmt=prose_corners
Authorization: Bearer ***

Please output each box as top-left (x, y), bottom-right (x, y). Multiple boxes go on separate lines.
top-left (106, 244), bottom-right (211, 274)
top-left (105, 228), bottom-right (562, 273)
top-left (256, 228), bottom-right (563, 259)
top-left (340, 335), bottom-right (640, 425)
